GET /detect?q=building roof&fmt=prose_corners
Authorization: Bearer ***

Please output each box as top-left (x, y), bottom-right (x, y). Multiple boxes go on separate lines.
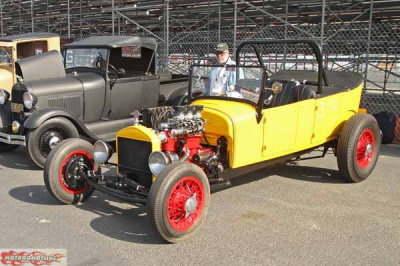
top-left (0, 32), bottom-right (59, 42)
top-left (63, 36), bottom-right (157, 50)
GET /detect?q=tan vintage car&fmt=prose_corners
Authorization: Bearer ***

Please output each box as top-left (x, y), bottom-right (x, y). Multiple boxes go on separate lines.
top-left (0, 32), bottom-right (60, 94)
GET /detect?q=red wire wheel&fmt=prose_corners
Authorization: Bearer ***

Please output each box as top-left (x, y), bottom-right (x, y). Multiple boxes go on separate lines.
top-left (44, 139), bottom-right (97, 205)
top-left (147, 161), bottom-right (210, 243)
top-left (337, 114), bottom-right (381, 183)
top-left (355, 129), bottom-right (375, 168)
top-left (166, 176), bottom-right (205, 232)
top-left (59, 150), bottom-right (94, 194)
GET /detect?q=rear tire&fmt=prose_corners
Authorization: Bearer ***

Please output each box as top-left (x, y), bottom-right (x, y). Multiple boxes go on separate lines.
top-left (44, 138), bottom-right (98, 205)
top-left (147, 162), bottom-right (210, 243)
top-left (27, 117), bottom-right (79, 168)
top-left (337, 114), bottom-right (381, 183)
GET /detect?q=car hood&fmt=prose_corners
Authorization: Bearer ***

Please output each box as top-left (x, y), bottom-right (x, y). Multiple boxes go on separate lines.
top-left (191, 98), bottom-right (257, 143)
top-left (192, 98), bottom-right (257, 123)
top-left (15, 50), bottom-right (65, 82)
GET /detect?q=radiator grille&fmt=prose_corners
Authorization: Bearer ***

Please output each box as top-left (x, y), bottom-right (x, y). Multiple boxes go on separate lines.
top-left (48, 95), bottom-right (81, 116)
top-left (118, 137), bottom-right (153, 187)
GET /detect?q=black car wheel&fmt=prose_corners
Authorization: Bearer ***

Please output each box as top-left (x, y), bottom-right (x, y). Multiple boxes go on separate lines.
top-left (27, 117), bottom-right (79, 168)
top-left (147, 161), bottom-right (210, 243)
top-left (337, 114), bottom-right (381, 183)
top-left (0, 143), bottom-right (19, 152)
top-left (44, 138), bottom-right (98, 205)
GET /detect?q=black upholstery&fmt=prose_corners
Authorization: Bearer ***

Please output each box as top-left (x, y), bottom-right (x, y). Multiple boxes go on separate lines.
top-left (264, 79), bottom-right (316, 108)
top-left (295, 85), bottom-right (317, 101)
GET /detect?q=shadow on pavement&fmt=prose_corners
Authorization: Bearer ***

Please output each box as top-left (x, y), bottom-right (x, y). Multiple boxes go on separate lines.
top-left (380, 144), bottom-right (400, 158)
top-left (273, 163), bottom-right (348, 184)
top-left (7, 159), bottom-right (348, 244)
top-left (8, 185), bottom-right (62, 205)
top-left (0, 147), bottom-right (41, 171)
top-left (83, 194), bottom-right (164, 245)
top-left (8, 168), bottom-right (164, 245)
top-left (217, 161), bottom-right (347, 191)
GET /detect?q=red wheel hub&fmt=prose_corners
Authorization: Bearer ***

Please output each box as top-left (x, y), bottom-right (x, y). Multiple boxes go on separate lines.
top-left (166, 176), bottom-right (205, 232)
top-left (59, 150), bottom-right (94, 194)
top-left (356, 129), bottom-right (375, 168)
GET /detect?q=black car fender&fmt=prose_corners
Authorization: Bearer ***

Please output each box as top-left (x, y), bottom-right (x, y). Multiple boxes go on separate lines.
top-left (23, 108), bottom-right (98, 140)
top-left (0, 102), bottom-right (13, 131)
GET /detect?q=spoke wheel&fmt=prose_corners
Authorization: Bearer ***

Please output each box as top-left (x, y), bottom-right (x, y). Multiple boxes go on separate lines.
top-left (148, 161), bottom-right (210, 243)
top-left (166, 176), bottom-right (205, 232)
top-left (337, 114), bottom-right (381, 183)
top-left (356, 129), bottom-right (375, 168)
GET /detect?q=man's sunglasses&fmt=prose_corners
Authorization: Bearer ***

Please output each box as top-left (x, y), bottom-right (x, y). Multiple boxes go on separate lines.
top-left (215, 50), bottom-right (228, 55)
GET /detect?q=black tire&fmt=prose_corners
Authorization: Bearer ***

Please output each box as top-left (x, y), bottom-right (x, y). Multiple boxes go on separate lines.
top-left (147, 161), bottom-right (210, 243)
top-left (44, 138), bottom-right (98, 205)
top-left (337, 114), bottom-right (381, 183)
top-left (27, 117), bottom-right (79, 168)
top-left (0, 143), bottom-right (19, 152)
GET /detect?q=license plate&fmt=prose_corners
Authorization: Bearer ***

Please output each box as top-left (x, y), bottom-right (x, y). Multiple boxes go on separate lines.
top-left (11, 103), bottom-right (24, 113)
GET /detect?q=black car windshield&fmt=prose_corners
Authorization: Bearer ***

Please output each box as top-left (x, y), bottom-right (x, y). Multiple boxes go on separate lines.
top-left (0, 47), bottom-right (12, 66)
top-left (190, 65), bottom-right (264, 104)
top-left (64, 48), bottom-right (108, 71)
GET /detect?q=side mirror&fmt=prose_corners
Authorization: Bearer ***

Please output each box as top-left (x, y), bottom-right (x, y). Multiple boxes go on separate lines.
top-left (117, 68), bottom-right (126, 78)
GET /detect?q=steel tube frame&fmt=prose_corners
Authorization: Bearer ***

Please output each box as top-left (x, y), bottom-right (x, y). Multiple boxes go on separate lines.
top-left (364, 0), bottom-right (374, 91)
top-left (0, 0), bottom-right (3, 36)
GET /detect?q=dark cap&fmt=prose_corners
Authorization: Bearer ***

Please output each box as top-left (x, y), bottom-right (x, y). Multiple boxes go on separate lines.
top-left (215, 43), bottom-right (229, 52)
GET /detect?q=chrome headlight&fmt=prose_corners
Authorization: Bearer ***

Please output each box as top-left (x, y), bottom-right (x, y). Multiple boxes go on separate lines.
top-left (23, 92), bottom-right (38, 109)
top-left (0, 89), bottom-right (10, 105)
top-left (149, 151), bottom-right (170, 176)
top-left (93, 140), bottom-right (112, 164)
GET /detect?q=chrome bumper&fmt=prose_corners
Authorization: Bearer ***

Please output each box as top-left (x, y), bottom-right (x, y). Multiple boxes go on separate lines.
top-left (0, 132), bottom-right (26, 146)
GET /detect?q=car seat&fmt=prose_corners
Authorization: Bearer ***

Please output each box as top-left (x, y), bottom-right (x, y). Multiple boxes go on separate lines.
top-left (264, 80), bottom-right (316, 108)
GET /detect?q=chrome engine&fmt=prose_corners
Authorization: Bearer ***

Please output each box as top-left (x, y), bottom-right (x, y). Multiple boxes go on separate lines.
top-left (144, 105), bottom-right (223, 180)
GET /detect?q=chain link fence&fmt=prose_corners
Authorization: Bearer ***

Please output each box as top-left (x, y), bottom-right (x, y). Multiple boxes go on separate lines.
top-left (39, 19), bottom-right (400, 114)
top-left (135, 21), bottom-right (399, 114)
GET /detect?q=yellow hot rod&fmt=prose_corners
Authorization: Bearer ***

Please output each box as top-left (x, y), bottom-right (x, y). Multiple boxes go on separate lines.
top-left (44, 40), bottom-right (380, 243)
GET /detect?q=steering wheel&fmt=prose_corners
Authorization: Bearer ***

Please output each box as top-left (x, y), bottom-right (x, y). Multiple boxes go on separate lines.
top-left (108, 63), bottom-right (119, 78)
top-left (192, 91), bottom-right (205, 98)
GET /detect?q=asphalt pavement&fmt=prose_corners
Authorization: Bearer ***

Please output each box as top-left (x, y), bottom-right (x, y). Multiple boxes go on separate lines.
top-left (0, 145), bottom-right (399, 266)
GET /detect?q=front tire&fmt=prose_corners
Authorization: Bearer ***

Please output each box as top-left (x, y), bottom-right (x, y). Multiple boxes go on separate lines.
top-left (147, 162), bottom-right (210, 243)
top-left (27, 117), bottom-right (79, 168)
top-left (44, 138), bottom-right (97, 205)
top-left (337, 114), bottom-right (381, 183)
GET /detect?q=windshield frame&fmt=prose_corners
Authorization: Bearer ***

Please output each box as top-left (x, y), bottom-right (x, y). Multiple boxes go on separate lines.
top-left (63, 47), bottom-right (110, 72)
top-left (188, 64), bottom-right (267, 111)
top-left (0, 46), bottom-right (13, 67)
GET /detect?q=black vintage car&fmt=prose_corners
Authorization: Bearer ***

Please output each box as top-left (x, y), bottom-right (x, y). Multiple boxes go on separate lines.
top-left (0, 36), bottom-right (187, 168)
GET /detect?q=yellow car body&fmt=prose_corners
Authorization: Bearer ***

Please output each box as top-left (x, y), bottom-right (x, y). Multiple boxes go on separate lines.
top-left (115, 82), bottom-right (363, 172)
